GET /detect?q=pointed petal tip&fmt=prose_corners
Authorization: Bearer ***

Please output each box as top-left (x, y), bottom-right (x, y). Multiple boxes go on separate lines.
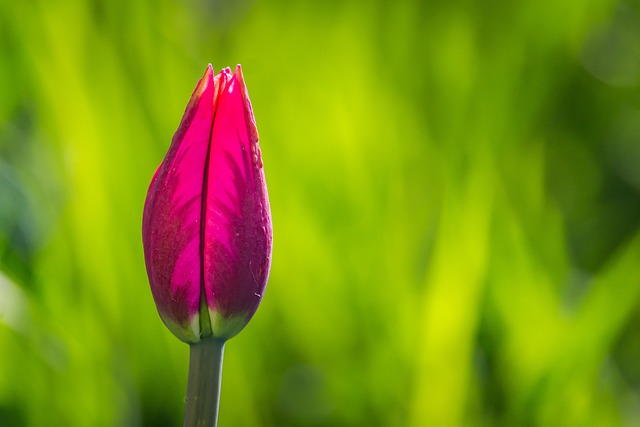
top-left (174, 65), bottom-right (216, 141)
top-left (228, 64), bottom-right (258, 143)
top-left (202, 65), bottom-right (214, 84)
top-left (234, 65), bottom-right (246, 83)
top-left (189, 65), bottom-right (214, 103)
top-left (202, 64), bottom-right (215, 86)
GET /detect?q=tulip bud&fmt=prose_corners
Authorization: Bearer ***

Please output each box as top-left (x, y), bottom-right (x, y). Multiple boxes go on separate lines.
top-left (142, 65), bottom-right (272, 343)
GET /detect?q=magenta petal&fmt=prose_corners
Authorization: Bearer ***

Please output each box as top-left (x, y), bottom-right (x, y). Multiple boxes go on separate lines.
top-left (142, 65), bottom-right (216, 340)
top-left (203, 65), bottom-right (272, 335)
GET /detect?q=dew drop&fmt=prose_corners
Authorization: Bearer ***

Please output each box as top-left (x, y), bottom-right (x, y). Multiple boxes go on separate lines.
top-left (254, 146), bottom-right (263, 169)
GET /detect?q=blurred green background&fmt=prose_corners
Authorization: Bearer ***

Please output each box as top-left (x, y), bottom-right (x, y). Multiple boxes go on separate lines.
top-left (1, 0), bottom-right (640, 425)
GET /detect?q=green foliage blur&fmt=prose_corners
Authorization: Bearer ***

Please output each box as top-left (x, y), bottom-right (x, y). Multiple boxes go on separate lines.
top-left (1, 0), bottom-right (640, 425)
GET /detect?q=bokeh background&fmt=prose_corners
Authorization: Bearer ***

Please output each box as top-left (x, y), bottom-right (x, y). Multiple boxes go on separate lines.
top-left (1, 0), bottom-right (640, 426)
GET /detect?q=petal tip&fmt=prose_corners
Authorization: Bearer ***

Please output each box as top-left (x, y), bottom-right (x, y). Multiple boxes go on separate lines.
top-left (234, 64), bottom-right (245, 85)
top-left (185, 65), bottom-right (215, 108)
top-left (198, 65), bottom-right (215, 92)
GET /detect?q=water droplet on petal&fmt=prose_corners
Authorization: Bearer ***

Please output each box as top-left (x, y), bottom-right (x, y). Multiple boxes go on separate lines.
top-left (253, 146), bottom-right (263, 169)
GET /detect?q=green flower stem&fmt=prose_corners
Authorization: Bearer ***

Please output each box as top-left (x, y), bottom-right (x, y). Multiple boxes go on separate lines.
top-left (184, 338), bottom-right (226, 427)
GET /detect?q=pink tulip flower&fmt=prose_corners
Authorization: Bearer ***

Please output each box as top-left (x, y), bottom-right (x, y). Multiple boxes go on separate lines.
top-left (142, 65), bottom-right (272, 344)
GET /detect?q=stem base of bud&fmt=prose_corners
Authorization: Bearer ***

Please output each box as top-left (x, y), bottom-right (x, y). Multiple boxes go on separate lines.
top-left (184, 338), bottom-right (226, 427)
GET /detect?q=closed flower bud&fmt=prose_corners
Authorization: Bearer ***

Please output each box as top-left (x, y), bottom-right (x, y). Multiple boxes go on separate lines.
top-left (142, 65), bottom-right (272, 343)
